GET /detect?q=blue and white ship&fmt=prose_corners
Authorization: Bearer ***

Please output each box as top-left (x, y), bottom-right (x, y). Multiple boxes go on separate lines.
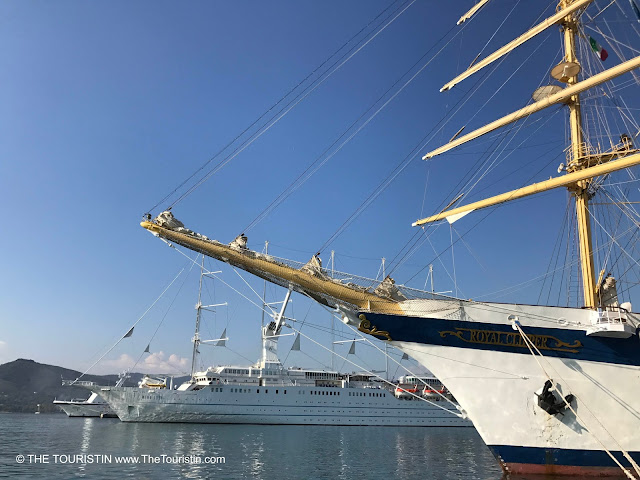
top-left (137, 0), bottom-right (640, 476)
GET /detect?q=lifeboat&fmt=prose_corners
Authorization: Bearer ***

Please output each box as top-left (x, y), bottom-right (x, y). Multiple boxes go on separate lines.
top-left (394, 384), bottom-right (419, 398)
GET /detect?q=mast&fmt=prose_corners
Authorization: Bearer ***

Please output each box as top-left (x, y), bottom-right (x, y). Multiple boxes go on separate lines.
top-left (330, 250), bottom-right (335, 371)
top-left (414, 2), bottom-right (640, 307)
top-left (561, 0), bottom-right (596, 308)
top-left (261, 287), bottom-right (292, 368)
top-left (382, 257), bottom-right (388, 380)
top-left (261, 241), bottom-right (269, 328)
top-left (191, 255), bottom-right (205, 377)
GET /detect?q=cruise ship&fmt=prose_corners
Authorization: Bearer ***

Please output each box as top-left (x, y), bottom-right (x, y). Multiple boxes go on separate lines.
top-left (91, 269), bottom-right (470, 427)
top-left (94, 368), bottom-right (469, 426)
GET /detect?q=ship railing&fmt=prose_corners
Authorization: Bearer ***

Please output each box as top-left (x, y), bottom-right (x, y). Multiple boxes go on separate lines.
top-left (594, 308), bottom-right (627, 325)
top-left (564, 138), bottom-right (635, 166)
top-left (62, 379), bottom-right (96, 386)
top-left (564, 142), bottom-right (600, 164)
top-left (264, 253), bottom-right (459, 302)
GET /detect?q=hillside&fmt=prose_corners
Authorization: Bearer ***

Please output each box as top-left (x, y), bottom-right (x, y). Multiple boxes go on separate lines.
top-left (0, 359), bottom-right (147, 413)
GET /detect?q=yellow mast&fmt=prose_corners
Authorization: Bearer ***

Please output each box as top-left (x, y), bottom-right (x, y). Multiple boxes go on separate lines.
top-left (561, 0), bottom-right (596, 308)
top-left (418, 2), bottom-right (640, 308)
top-left (412, 153), bottom-right (640, 226)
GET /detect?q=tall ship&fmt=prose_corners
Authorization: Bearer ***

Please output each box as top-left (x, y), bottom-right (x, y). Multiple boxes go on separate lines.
top-left (135, 1), bottom-right (640, 476)
top-left (92, 266), bottom-right (470, 427)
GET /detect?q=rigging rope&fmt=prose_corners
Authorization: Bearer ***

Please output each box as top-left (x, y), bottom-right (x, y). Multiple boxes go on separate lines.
top-left (71, 267), bottom-right (186, 385)
top-left (147, 0), bottom-right (417, 214)
top-left (289, 325), bottom-right (465, 417)
top-left (303, 289), bottom-right (461, 407)
top-left (130, 261), bottom-right (196, 373)
top-left (402, 150), bottom-right (565, 286)
top-left (242, 19), bottom-right (459, 234)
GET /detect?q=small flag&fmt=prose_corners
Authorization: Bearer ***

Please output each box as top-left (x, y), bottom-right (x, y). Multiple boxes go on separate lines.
top-left (291, 334), bottom-right (301, 351)
top-left (630, 0), bottom-right (640, 21)
top-left (401, 353), bottom-right (409, 360)
top-left (589, 36), bottom-right (608, 61)
top-left (122, 327), bottom-right (134, 339)
top-left (144, 344), bottom-right (150, 353)
top-left (215, 329), bottom-right (227, 347)
top-left (348, 341), bottom-right (356, 355)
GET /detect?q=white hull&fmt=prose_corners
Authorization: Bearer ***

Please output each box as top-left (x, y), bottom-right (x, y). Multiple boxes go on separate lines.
top-left (350, 301), bottom-right (640, 475)
top-left (54, 401), bottom-right (115, 418)
top-left (401, 343), bottom-right (640, 451)
top-left (93, 384), bottom-right (471, 427)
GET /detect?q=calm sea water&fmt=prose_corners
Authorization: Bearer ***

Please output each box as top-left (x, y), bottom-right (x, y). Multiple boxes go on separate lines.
top-left (0, 413), bottom-right (506, 479)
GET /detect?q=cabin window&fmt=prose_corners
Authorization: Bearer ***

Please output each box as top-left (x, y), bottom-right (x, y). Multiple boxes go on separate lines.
top-left (276, 390), bottom-right (279, 394)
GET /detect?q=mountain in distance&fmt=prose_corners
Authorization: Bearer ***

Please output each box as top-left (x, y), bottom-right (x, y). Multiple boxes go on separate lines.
top-left (0, 358), bottom-right (187, 413)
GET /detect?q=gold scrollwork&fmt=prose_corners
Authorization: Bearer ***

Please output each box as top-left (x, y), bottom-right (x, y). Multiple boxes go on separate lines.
top-left (358, 314), bottom-right (392, 341)
top-left (440, 330), bottom-right (465, 341)
top-left (553, 338), bottom-right (582, 350)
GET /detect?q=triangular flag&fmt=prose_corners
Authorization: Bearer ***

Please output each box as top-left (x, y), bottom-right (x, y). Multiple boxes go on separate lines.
top-left (589, 36), bottom-right (608, 61)
top-left (123, 327), bottom-right (134, 339)
top-left (348, 341), bottom-right (356, 355)
top-left (144, 344), bottom-right (150, 353)
top-left (216, 329), bottom-right (227, 347)
top-left (401, 353), bottom-right (409, 360)
top-left (291, 333), bottom-right (301, 351)
top-left (446, 209), bottom-right (474, 224)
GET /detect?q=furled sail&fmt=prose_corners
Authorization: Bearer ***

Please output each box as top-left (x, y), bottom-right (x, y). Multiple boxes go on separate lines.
top-left (442, 0), bottom-right (595, 91)
top-left (425, 55), bottom-right (640, 159)
top-left (141, 215), bottom-right (416, 315)
top-left (414, 153), bottom-right (640, 226)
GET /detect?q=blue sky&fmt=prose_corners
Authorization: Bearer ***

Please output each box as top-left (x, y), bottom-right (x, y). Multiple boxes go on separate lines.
top-left (1, 1), bottom-right (639, 375)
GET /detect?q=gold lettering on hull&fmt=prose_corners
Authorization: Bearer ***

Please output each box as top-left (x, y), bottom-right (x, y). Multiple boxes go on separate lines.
top-left (439, 328), bottom-right (582, 353)
top-left (358, 314), bottom-right (392, 341)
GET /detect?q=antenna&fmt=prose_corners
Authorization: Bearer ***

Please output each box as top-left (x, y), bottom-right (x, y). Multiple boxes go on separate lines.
top-left (190, 255), bottom-right (205, 377)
